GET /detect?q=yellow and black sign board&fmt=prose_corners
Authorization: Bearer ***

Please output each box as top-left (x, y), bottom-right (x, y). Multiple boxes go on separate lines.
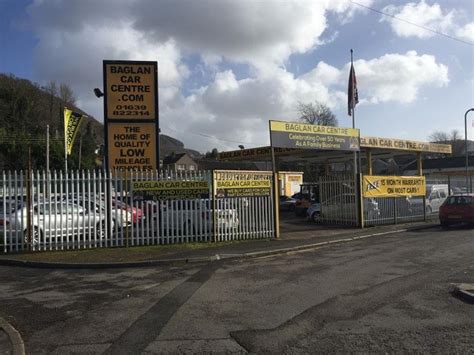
top-left (107, 123), bottom-right (157, 170)
top-left (363, 175), bottom-right (426, 197)
top-left (104, 61), bottom-right (157, 120)
top-left (270, 120), bottom-right (360, 151)
top-left (103, 60), bottom-right (159, 171)
top-left (218, 146), bottom-right (302, 161)
top-left (361, 136), bottom-right (452, 154)
top-left (132, 180), bottom-right (210, 200)
top-left (215, 179), bottom-right (272, 197)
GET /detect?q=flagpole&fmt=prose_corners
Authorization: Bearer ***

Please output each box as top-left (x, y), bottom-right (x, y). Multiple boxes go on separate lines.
top-left (351, 49), bottom-right (358, 174)
top-left (350, 48), bottom-right (362, 228)
top-left (64, 108), bottom-right (68, 174)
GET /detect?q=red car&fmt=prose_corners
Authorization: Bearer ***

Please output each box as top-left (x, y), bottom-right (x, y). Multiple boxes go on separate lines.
top-left (112, 199), bottom-right (143, 224)
top-left (439, 194), bottom-right (474, 227)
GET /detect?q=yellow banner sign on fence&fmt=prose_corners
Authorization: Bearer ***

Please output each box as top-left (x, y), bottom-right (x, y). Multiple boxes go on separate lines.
top-left (363, 175), bottom-right (426, 197)
top-left (132, 180), bottom-right (210, 200)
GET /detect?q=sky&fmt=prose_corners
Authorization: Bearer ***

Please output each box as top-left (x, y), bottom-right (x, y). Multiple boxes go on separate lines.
top-left (0, 0), bottom-right (473, 153)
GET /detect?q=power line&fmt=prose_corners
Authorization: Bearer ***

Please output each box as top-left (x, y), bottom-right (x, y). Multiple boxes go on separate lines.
top-left (163, 126), bottom-right (263, 146)
top-left (350, 0), bottom-right (474, 47)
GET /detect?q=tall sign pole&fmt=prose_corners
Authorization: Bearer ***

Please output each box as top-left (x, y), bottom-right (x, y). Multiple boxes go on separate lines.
top-left (465, 108), bottom-right (474, 192)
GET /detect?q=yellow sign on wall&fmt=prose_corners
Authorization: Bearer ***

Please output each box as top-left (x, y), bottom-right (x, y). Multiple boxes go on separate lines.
top-left (363, 175), bottom-right (426, 197)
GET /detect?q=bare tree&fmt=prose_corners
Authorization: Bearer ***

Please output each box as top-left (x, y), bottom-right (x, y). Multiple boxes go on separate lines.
top-left (297, 101), bottom-right (338, 126)
top-left (59, 83), bottom-right (76, 106)
top-left (429, 129), bottom-right (465, 156)
top-left (428, 131), bottom-right (449, 142)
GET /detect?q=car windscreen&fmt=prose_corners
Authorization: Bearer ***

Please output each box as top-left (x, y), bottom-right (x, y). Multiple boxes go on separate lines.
top-left (444, 196), bottom-right (474, 205)
top-left (0, 200), bottom-right (23, 214)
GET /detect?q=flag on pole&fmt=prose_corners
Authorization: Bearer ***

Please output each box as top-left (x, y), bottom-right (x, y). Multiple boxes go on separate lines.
top-left (64, 107), bottom-right (85, 155)
top-left (347, 63), bottom-right (359, 116)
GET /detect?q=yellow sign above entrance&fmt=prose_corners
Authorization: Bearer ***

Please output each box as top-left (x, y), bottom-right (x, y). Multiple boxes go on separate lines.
top-left (363, 175), bottom-right (426, 197)
top-left (270, 120), bottom-right (360, 151)
top-left (104, 61), bottom-right (157, 120)
top-left (361, 136), bottom-right (452, 154)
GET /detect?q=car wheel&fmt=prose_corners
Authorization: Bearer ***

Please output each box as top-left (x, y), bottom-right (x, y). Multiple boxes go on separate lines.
top-left (312, 211), bottom-right (321, 223)
top-left (288, 204), bottom-right (295, 212)
top-left (24, 227), bottom-right (41, 246)
top-left (440, 220), bottom-right (450, 229)
top-left (185, 220), bottom-right (196, 235)
top-left (95, 220), bottom-right (107, 239)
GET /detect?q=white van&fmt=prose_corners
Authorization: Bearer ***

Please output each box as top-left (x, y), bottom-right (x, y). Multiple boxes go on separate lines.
top-left (425, 184), bottom-right (449, 213)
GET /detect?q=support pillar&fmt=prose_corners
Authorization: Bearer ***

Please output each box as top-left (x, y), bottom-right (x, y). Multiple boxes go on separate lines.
top-left (366, 149), bottom-right (373, 175)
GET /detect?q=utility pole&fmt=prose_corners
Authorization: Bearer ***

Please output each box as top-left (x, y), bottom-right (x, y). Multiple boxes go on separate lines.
top-left (465, 108), bottom-right (474, 192)
top-left (78, 133), bottom-right (82, 170)
top-left (46, 124), bottom-right (50, 173)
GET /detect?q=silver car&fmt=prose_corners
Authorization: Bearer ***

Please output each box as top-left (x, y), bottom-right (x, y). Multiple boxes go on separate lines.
top-left (1, 199), bottom-right (112, 247)
top-left (307, 194), bottom-right (380, 222)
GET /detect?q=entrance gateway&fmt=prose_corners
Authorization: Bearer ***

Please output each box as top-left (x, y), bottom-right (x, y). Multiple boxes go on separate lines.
top-left (218, 120), bottom-right (452, 230)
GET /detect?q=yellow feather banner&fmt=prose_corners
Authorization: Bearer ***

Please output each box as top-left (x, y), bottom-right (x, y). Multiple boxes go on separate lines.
top-left (64, 107), bottom-right (85, 155)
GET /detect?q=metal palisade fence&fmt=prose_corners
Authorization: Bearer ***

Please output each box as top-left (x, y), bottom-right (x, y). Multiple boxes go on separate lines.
top-left (0, 169), bottom-right (275, 253)
top-left (318, 174), bottom-right (358, 226)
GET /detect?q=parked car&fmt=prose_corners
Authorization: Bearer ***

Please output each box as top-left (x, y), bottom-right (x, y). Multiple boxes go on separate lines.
top-left (156, 199), bottom-right (239, 234)
top-left (306, 202), bottom-right (322, 222)
top-left (0, 199), bottom-right (112, 246)
top-left (439, 194), bottom-right (474, 227)
top-left (293, 183), bottom-right (320, 216)
top-left (280, 195), bottom-right (297, 211)
top-left (405, 184), bottom-right (450, 215)
top-left (56, 194), bottom-right (133, 230)
top-left (425, 184), bottom-right (449, 214)
top-left (307, 194), bottom-right (380, 222)
top-left (112, 199), bottom-right (143, 225)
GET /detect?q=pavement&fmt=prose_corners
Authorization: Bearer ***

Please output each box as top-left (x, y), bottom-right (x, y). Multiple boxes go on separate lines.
top-left (1, 217), bottom-right (472, 354)
top-left (0, 219), bottom-right (439, 269)
top-left (0, 316), bottom-right (24, 355)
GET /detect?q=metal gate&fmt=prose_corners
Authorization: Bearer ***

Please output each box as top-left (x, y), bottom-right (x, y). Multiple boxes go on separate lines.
top-left (318, 174), bottom-right (358, 226)
top-left (213, 170), bottom-right (275, 241)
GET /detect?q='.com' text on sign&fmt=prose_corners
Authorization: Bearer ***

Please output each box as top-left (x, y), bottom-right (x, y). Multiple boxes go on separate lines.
top-left (104, 61), bottom-right (157, 120)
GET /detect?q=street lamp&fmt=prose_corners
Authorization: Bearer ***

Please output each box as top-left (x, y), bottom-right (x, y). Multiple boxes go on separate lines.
top-left (93, 88), bottom-right (104, 98)
top-left (465, 108), bottom-right (474, 193)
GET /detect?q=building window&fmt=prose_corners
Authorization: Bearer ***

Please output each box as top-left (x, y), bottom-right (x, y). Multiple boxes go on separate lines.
top-left (176, 164), bottom-right (186, 171)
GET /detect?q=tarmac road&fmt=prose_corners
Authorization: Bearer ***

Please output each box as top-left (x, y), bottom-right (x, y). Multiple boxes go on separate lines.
top-left (0, 225), bottom-right (472, 353)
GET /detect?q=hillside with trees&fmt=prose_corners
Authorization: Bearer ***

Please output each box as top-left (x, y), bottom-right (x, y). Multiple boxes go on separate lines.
top-left (0, 73), bottom-right (103, 171)
top-left (0, 74), bottom-right (204, 171)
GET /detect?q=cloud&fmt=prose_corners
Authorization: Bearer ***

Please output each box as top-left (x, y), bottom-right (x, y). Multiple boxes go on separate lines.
top-left (456, 22), bottom-right (474, 42)
top-left (160, 51), bottom-right (448, 152)
top-left (24, 0), bottom-right (375, 149)
top-left (23, 0), bottom-right (449, 153)
top-left (381, 0), bottom-right (473, 44)
top-left (381, 0), bottom-right (456, 39)
top-left (351, 51), bottom-right (449, 104)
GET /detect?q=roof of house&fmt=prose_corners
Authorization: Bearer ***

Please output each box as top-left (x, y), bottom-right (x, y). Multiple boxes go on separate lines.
top-left (197, 159), bottom-right (261, 171)
top-left (163, 153), bottom-right (189, 165)
top-left (404, 155), bottom-right (474, 172)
